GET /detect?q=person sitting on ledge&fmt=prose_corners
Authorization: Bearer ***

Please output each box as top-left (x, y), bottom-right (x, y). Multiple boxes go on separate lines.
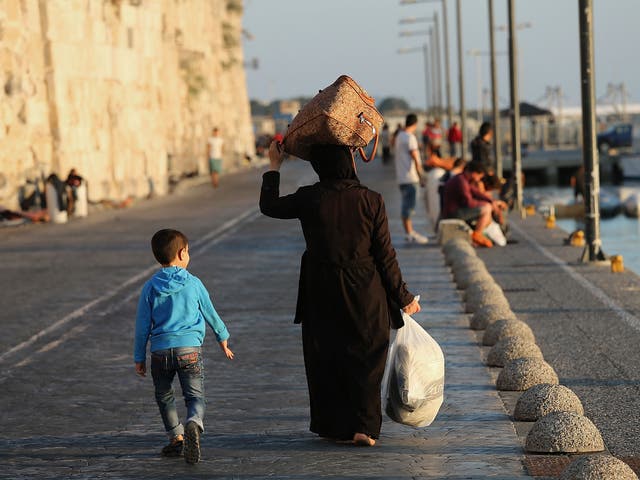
top-left (441, 161), bottom-right (507, 248)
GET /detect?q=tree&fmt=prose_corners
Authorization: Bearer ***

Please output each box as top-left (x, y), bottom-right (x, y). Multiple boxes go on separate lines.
top-left (377, 97), bottom-right (411, 113)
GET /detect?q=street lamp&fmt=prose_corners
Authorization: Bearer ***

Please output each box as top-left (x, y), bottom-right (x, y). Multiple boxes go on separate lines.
top-left (466, 49), bottom-right (507, 122)
top-left (400, 0), bottom-right (452, 130)
top-left (398, 45), bottom-right (431, 114)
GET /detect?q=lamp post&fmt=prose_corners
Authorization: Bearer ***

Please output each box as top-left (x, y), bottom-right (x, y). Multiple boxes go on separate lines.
top-left (398, 45), bottom-right (431, 114)
top-left (400, 0), bottom-right (452, 128)
top-left (507, 0), bottom-right (523, 215)
top-left (456, 0), bottom-right (466, 157)
top-left (578, 0), bottom-right (605, 261)
top-left (498, 18), bottom-right (533, 182)
top-left (399, 17), bottom-right (440, 112)
top-left (488, 0), bottom-right (501, 177)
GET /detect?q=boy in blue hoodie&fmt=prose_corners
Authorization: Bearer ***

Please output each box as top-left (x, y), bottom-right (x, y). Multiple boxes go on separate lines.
top-left (134, 228), bottom-right (234, 464)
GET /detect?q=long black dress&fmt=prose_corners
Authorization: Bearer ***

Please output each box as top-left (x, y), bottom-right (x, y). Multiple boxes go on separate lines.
top-left (260, 146), bottom-right (415, 440)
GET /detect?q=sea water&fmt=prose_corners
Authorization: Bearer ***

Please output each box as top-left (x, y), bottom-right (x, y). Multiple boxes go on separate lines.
top-left (524, 186), bottom-right (640, 275)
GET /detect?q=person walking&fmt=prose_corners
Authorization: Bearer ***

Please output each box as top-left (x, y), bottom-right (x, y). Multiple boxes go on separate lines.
top-left (134, 229), bottom-right (234, 463)
top-left (447, 121), bottom-right (462, 157)
top-left (260, 140), bottom-right (421, 447)
top-left (206, 127), bottom-right (224, 188)
top-left (394, 113), bottom-right (429, 244)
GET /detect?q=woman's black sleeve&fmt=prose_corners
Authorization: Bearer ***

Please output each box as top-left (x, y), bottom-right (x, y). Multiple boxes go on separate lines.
top-left (370, 194), bottom-right (415, 309)
top-left (259, 171), bottom-right (300, 219)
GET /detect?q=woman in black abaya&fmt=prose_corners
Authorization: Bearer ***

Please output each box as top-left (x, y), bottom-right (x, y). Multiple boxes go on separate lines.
top-left (259, 141), bottom-right (420, 446)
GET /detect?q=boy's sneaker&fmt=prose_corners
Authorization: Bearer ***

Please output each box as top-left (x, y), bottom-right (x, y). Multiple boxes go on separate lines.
top-left (161, 437), bottom-right (183, 457)
top-left (184, 421), bottom-right (201, 464)
top-left (406, 230), bottom-right (429, 245)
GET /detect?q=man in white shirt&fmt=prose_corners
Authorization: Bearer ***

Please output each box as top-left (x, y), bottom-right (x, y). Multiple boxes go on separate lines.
top-left (206, 128), bottom-right (224, 188)
top-left (394, 114), bottom-right (428, 244)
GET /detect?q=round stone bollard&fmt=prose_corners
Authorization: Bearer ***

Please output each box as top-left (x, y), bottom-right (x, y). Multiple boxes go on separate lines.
top-left (455, 268), bottom-right (494, 290)
top-left (486, 337), bottom-right (543, 367)
top-left (444, 244), bottom-right (476, 266)
top-left (469, 303), bottom-right (516, 330)
top-left (452, 259), bottom-right (490, 286)
top-left (443, 236), bottom-right (475, 256)
top-left (465, 287), bottom-right (508, 314)
top-left (514, 384), bottom-right (584, 421)
top-left (482, 319), bottom-right (534, 346)
top-left (525, 411), bottom-right (605, 453)
top-left (559, 455), bottom-right (638, 480)
top-left (497, 357), bottom-right (559, 391)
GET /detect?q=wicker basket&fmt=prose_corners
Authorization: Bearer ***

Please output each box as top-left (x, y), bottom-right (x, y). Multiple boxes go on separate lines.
top-left (283, 75), bottom-right (383, 161)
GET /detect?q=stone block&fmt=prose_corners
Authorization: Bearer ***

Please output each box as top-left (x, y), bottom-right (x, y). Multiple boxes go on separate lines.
top-left (559, 455), bottom-right (638, 479)
top-left (497, 357), bottom-right (559, 391)
top-left (483, 319), bottom-right (534, 346)
top-left (514, 384), bottom-right (584, 421)
top-left (525, 411), bottom-right (605, 453)
top-left (487, 337), bottom-right (543, 367)
top-left (438, 218), bottom-right (472, 245)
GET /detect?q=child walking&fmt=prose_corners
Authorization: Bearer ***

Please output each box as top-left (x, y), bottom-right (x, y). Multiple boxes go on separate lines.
top-left (134, 229), bottom-right (234, 464)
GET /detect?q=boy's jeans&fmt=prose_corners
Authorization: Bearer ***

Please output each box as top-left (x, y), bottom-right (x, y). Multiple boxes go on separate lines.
top-left (151, 346), bottom-right (205, 438)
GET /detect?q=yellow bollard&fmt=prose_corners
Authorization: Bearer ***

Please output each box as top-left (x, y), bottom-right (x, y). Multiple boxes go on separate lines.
top-left (570, 230), bottom-right (585, 247)
top-left (611, 255), bottom-right (624, 273)
top-left (546, 215), bottom-right (556, 229)
top-left (525, 205), bottom-right (536, 216)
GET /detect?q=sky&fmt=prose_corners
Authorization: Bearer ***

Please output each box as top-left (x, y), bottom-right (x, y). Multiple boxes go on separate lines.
top-left (242, 0), bottom-right (640, 112)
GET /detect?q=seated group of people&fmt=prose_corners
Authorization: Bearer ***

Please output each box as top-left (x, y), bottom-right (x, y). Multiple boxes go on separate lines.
top-left (426, 121), bottom-right (509, 248)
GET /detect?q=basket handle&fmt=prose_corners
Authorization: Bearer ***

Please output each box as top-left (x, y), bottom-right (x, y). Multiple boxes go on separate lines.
top-left (357, 113), bottom-right (379, 163)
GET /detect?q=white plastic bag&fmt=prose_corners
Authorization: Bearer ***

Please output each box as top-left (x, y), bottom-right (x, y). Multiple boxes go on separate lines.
top-left (484, 220), bottom-right (507, 247)
top-left (382, 311), bottom-right (445, 427)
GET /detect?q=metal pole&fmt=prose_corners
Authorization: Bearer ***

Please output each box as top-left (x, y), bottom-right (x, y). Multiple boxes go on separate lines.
top-left (423, 43), bottom-right (431, 114)
top-left (430, 28), bottom-right (438, 113)
top-left (488, 0), bottom-right (502, 177)
top-left (508, 0), bottom-right (523, 215)
top-left (578, 0), bottom-right (605, 261)
top-left (456, 0), bottom-right (466, 156)
top-left (434, 12), bottom-right (443, 114)
top-left (442, 0), bottom-right (454, 129)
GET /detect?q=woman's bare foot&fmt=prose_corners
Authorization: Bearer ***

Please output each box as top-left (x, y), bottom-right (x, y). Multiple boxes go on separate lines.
top-left (353, 433), bottom-right (375, 446)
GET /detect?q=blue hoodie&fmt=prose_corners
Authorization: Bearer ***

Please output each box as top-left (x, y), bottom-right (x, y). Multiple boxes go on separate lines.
top-left (134, 266), bottom-right (229, 363)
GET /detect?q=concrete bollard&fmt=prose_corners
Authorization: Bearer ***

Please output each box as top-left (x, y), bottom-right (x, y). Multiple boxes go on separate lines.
top-left (469, 303), bottom-right (515, 330)
top-left (514, 384), bottom-right (584, 421)
top-left (486, 337), bottom-right (543, 367)
top-left (482, 319), bottom-right (534, 346)
top-left (525, 411), bottom-right (605, 454)
top-left (559, 454), bottom-right (638, 480)
top-left (496, 357), bottom-right (559, 391)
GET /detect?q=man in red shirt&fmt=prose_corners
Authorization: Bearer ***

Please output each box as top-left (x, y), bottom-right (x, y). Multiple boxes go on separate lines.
top-left (442, 162), bottom-right (506, 247)
top-left (447, 122), bottom-right (462, 157)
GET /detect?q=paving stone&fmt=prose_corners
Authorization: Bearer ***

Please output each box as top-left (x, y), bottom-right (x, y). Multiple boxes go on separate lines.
top-left (514, 384), bottom-right (584, 421)
top-left (525, 412), bottom-right (605, 453)
top-left (0, 161), bottom-right (532, 478)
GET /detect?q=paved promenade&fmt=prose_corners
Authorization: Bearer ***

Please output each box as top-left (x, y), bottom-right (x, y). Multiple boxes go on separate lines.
top-left (0, 160), bottom-right (538, 479)
top-left (5, 158), bottom-right (640, 478)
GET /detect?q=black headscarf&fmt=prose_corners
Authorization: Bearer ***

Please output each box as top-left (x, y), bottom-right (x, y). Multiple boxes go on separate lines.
top-left (309, 145), bottom-right (359, 183)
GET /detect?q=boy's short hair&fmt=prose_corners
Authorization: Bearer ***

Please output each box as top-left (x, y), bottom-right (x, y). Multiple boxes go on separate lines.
top-left (151, 229), bottom-right (189, 265)
top-left (405, 113), bottom-right (418, 128)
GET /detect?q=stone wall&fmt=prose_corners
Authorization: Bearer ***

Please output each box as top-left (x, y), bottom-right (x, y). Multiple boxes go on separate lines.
top-left (0, 0), bottom-right (254, 209)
